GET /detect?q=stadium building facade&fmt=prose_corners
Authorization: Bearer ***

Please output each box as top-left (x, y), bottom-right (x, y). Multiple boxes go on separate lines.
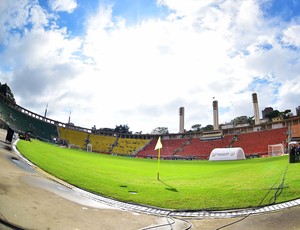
top-left (1, 92), bottom-right (300, 159)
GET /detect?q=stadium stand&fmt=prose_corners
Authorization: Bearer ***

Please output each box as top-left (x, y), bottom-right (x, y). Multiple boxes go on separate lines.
top-left (89, 133), bottom-right (117, 154)
top-left (136, 139), bottom-right (157, 158)
top-left (175, 136), bottom-right (232, 159)
top-left (58, 126), bottom-right (89, 149)
top-left (111, 138), bottom-right (150, 156)
top-left (0, 91), bottom-right (291, 160)
top-left (136, 128), bottom-right (288, 160)
top-left (231, 127), bottom-right (288, 157)
top-left (0, 95), bottom-right (58, 141)
top-left (137, 138), bottom-right (195, 159)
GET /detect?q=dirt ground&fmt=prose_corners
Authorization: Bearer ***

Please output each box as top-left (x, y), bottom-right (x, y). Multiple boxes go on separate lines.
top-left (0, 129), bottom-right (300, 230)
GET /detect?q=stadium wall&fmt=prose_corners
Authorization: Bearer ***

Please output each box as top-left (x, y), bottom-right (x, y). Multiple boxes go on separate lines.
top-left (0, 93), bottom-right (298, 158)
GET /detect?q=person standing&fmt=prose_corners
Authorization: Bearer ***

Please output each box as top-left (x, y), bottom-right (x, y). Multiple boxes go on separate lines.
top-left (290, 143), bottom-right (297, 163)
top-left (296, 143), bottom-right (300, 162)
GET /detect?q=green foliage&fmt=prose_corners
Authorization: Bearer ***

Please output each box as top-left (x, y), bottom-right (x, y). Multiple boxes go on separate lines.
top-left (247, 116), bottom-right (255, 125)
top-left (114, 124), bottom-right (131, 134)
top-left (0, 83), bottom-right (16, 103)
top-left (230, 116), bottom-right (255, 126)
top-left (265, 109), bottom-right (292, 121)
top-left (265, 110), bottom-right (280, 120)
top-left (151, 127), bottom-right (169, 134)
top-left (282, 109), bottom-right (292, 119)
top-left (17, 139), bottom-right (300, 210)
top-left (201, 124), bottom-right (214, 131)
top-left (191, 124), bottom-right (201, 131)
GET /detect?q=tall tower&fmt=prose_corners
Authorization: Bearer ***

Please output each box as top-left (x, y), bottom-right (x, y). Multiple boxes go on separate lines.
top-left (44, 103), bottom-right (48, 118)
top-left (213, 100), bottom-right (219, 130)
top-left (252, 93), bottom-right (260, 125)
top-left (68, 110), bottom-right (71, 124)
top-left (179, 107), bottom-right (185, 133)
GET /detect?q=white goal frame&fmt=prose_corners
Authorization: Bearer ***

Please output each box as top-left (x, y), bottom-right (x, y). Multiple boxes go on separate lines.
top-left (268, 144), bottom-right (284, 156)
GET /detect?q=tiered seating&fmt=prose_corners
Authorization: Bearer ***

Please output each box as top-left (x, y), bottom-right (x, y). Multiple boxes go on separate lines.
top-left (136, 139), bottom-right (157, 158)
top-left (58, 127), bottom-right (88, 149)
top-left (161, 138), bottom-right (188, 156)
top-left (0, 94), bottom-right (289, 159)
top-left (232, 127), bottom-right (288, 156)
top-left (89, 134), bottom-right (117, 153)
top-left (0, 100), bottom-right (58, 141)
top-left (111, 138), bottom-right (150, 155)
top-left (136, 138), bottom-right (189, 158)
top-left (178, 135), bottom-right (233, 159)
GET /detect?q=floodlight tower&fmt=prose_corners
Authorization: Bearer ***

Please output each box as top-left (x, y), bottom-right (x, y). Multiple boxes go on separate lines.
top-left (213, 100), bottom-right (219, 130)
top-left (179, 107), bottom-right (185, 133)
top-left (68, 109), bottom-right (71, 124)
top-left (252, 93), bottom-right (260, 125)
top-left (44, 103), bottom-right (48, 118)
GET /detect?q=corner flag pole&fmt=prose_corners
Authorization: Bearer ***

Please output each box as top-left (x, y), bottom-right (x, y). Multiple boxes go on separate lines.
top-left (155, 137), bottom-right (163, 180)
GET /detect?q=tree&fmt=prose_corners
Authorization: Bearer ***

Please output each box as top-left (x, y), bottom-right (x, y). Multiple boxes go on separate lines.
top-left (201, 125), bottom-right (214, 131)
top-left (151, 127), bottom-right (169, 134)
top-left (282, 109), bottom-right (291, 119)
top-left (191, 124), bottom-right (201, 132)
top-left (265, 109), bottom-right (292, 121)
top-left (0, 83), bottom-right (16, 103)
top-left (114, 124), bottom-right (131, 134)
top-left (246, 116), bottom-right (255, 125)
top-left (230, 116), bottom-right (255, 126)
top-left (265, 110), bottom-right (280, 121)
top-left (231, 116), bottom-right (248, 126)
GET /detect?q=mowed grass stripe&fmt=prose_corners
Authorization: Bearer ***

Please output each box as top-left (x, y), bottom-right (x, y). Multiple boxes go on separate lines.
top-left (17, 139), bottom-right (300, 210)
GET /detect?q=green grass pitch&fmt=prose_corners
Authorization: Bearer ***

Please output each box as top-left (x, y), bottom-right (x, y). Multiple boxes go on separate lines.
top-left (17, 139), bottom-right (300, 210)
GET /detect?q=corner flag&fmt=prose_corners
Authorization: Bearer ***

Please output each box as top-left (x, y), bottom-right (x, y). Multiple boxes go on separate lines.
top-left (155, 137), bottom-right (163, 150)
top-left (155, 137), bottom-right (162, 180)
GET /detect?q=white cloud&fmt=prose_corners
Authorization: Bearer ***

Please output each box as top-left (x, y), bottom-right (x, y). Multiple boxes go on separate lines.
top-left (157, 0), bottom-right (216, 16)
top-left (29, 4), bottom-right (49, 28)
top-left (0, 1), bottom-right (83, 114)
top-left (277, 80), bottom-right (300, 115)
top-left (78, 1), bottom-right (262, 132)
top-left (48, 0), bottom-right (77, 13)
top-left (1, 0), bottom-right (300, 134)
top-left (282, 25), bottom-right (300, 47)
top-left (0, 0), bottom-right (30, 43)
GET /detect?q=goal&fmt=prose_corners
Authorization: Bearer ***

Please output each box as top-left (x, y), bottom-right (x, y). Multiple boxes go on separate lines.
top-left (268, 144), bottom-right (284, 156)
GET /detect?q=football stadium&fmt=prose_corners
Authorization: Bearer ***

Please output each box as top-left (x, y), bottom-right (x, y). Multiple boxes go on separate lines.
top-left (1, 87), bottom-right (300, 229)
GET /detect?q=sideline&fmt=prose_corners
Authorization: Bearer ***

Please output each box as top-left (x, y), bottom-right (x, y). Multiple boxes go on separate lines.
top-left (12, 139), bottom-right (300, 219)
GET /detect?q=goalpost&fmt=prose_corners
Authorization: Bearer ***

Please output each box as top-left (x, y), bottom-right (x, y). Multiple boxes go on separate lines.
top-left (268, 144), bottom-right (284, 156)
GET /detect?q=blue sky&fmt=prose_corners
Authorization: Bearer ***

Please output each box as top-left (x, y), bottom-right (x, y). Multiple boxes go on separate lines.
top-left (262, 0), bottom-right (300, 21)
top-left (38, 0), bottom-right (171, 36)
top-left (0, 0), bottom-right (300, 133)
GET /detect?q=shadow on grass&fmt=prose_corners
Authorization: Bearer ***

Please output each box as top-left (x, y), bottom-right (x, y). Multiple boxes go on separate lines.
top-left (158, 179), bottom-right (178, 192)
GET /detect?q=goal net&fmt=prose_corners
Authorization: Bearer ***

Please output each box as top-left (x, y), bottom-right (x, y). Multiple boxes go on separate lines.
top-left (268, 144), bottom-right (284, 156)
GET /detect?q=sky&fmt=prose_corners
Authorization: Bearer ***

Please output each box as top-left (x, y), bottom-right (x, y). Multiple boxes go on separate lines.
top-left (0, 0), bottom-right (300, 134)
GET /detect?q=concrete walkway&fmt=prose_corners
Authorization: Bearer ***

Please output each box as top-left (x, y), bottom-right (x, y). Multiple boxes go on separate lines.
top-left (1, 129), bottom-right (300, 229)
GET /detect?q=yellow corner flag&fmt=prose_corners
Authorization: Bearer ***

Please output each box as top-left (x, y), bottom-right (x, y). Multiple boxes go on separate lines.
top-left (155, 137), bottom-right (162, 180)
top-left (155, 136), bottom-right (163, 150)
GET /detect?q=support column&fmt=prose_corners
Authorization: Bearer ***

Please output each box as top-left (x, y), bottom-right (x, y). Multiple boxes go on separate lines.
top-left (213, 100), bottom-right (219, 130)
top-left (252, 93), bottom-right (260, 125)
top-left (179, 107), bottom-right (184, 133)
